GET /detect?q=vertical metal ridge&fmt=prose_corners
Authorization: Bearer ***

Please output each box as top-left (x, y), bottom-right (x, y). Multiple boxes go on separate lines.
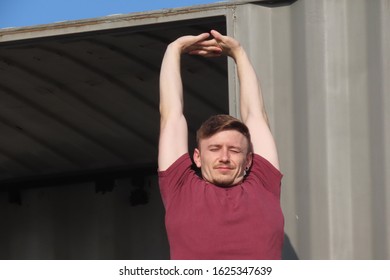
top-left (366, 0), bottom-right (389, 259)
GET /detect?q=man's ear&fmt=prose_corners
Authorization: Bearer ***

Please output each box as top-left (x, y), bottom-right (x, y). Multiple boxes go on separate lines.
top-left (193, 148), bottom-right (202, 168)
top-left (246, 152), bottom-right (253, 170)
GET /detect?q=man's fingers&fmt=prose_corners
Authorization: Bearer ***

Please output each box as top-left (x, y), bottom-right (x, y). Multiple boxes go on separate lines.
top-left (189, 48), bottom-right (222, 57)
top-left (176, 31), bottom-right (229, 55)
top-left (175, 33), bottom-right (209, 51)
top-left (195, 32), bottom-right (211, 43)
top-left (195, 38), bottom-right (219, 47)
top-left (210, 29), bottom-right (224, 41)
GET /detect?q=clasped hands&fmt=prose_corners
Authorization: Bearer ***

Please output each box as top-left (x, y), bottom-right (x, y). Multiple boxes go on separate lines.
top-left (171, 30), bottom-right (243, 59)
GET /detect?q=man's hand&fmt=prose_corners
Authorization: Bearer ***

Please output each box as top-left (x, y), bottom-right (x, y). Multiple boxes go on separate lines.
top-left (189, 30), bottom-right (242, 59)
top-left (170, 33), bottom-right (221, 55)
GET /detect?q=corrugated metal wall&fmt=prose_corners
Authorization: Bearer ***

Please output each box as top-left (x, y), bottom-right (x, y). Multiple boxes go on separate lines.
top-left (227, 0), bottom-right (389, 259)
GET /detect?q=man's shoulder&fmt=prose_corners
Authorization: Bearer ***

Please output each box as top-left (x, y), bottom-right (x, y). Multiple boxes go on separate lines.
top-left (247, 153), bottom-right (283, 197)
top-left (158, 153), bottom-right (193, 177)
top-left (251, 153), bottom-right (282, 177)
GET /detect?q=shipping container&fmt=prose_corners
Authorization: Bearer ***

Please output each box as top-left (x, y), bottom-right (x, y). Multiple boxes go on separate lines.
top-left (0, 0), bottom-right (389, 259)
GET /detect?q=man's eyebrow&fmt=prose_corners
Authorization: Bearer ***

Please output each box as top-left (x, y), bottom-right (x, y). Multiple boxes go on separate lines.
top-left (207, 144), bottom-right (242, 150)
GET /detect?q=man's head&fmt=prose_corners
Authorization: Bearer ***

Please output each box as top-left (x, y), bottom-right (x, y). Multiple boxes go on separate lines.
top-left (193, 114), bottom-right (253, 187)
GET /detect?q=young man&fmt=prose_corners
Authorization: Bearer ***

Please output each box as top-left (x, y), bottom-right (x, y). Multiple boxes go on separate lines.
top-left (158, 30), bottom-right (284, 259)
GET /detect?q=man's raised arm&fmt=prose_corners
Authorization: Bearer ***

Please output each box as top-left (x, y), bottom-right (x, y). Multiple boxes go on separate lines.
top-left (158, 33), bottom-right (211, 171)
top-left (203, 30), bottom-right (280, 170)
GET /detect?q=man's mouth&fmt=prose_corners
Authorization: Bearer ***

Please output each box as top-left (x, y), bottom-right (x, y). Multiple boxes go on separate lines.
top-left (215, 166), bottom-right (233, 171)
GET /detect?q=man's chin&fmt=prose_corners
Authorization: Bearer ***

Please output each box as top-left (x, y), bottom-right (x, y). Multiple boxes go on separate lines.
top-left (211, 178), bottom-right (236, 187)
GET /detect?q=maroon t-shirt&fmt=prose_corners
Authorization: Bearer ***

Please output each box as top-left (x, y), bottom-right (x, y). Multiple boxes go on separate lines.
top-left (158, 153), bottom-right (284, 260)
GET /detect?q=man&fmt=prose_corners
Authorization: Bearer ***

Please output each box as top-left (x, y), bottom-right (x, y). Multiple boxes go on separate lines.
top-left (158, 30), bottom-right (284, 259)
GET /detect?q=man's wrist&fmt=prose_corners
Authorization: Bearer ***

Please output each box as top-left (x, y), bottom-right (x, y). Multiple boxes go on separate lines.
top-left (230, 46), bottom-right (246, 61)
top-left (168, 41), bottom-right (186, 55)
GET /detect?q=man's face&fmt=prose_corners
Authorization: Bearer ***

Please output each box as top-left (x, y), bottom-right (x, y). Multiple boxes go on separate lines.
top-left (193, 130), bottom-right (252, 187)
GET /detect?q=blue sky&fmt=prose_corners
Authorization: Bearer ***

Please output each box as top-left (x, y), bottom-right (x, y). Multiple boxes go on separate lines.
top-left (0, 0), bottom-right (221, 28)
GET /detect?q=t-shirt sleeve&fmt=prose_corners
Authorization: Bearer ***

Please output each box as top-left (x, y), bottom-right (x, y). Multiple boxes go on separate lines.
top-left (158, 153), bottom-right (193, 208)
top-left (250, 154), bottom-right (283, 197)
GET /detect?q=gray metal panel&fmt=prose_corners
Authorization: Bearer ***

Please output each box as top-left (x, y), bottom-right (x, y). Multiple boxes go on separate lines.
top-left (228, 0), bottom-right (390, 259)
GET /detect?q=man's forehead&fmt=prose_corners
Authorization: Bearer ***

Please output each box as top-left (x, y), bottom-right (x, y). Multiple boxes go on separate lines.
top-left (200, 130), bottom-right (249, 145)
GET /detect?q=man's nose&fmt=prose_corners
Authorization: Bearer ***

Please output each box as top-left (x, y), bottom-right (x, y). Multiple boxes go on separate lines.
top-left (219, 149), bottom-right (230, 162)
